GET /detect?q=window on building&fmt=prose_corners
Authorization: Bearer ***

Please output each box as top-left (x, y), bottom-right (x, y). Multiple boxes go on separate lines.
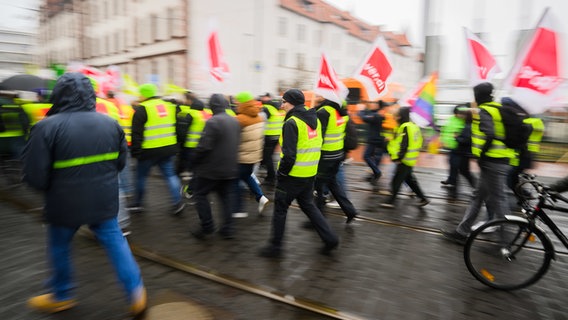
top-left (296, 53), bottom-right (305, 70)
top-left (168, 8), bottom-right (174, 39)
top-left (313, 29), bottom-right (321, 46)
top-left (297, 24), bottom-right (306, 42)
top-left (278, 17), bottom-right (287, 37)
top-left (151, 14), bottom-right (157, 42)
top-left (277, 49), bottom-right (286, 67)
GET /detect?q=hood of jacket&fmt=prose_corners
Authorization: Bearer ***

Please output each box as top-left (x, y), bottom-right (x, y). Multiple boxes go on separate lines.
top-left (47, 73), bottom-right (96, 116)
top-left (209, 94), bottom-right (230, 114)
top-left (501, 97), bottom-right (528, 116)
top-left (285, 105), bottom-right (318, 129)
top-left (236, 100), bottom-right (263, 127)
top-left (191, 99), bottom-right (205, 110)
top-left (397, 106), bottom-right (411, 124)
top-left (316, 99), bottom-right (349, 117)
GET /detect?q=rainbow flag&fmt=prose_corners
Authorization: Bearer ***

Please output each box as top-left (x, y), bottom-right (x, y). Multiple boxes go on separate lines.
top-left (403, 72), bottom-right (437, 128)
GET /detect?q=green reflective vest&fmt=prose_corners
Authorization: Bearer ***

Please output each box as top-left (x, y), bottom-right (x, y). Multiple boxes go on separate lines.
top-left (524, 117), bottom-right (545, 153)
top-left (320, 105), bottom-right (347, 152)
top-left (178, 105), bottom-right (212, 148)
top-left (53, 152), bottom-right (119, 169)
top-left (264, 104), bottom-right (285, 136)
top-left (471, 102), bottom-right (515, 159)
top-left (140, 99), bottom-right (177, 149)
top-left (440, 115), bottom-right (465, 150)
top-left (388, 122), bottom-right (422, 167)
top-left (0, 105), bottom-right (27, 137)
top-left (278, 116), bottom-right (322, 177)
top-left (21, 103), bottom-right (52, 126)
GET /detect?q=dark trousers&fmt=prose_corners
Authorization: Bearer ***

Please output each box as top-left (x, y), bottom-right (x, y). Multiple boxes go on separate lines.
top-left (315, 158), bottom-right (357, 219)
top-left (363, 143), bottom-right (384, 177)
top-left (388, 163), bottom-right (426, 203)
top-left (447, 151), bottom-right (476, 195)
top-left (194, 176), bottom-right (237, 236)
top-left (177, 147), bottom-right (196, 192)
top-left (261, 137), bottom-right (279, 181)
top-left (270, 176), bottom-right (338, 249)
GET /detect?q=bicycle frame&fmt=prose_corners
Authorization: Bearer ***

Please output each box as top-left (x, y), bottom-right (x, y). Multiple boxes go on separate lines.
top-left (532, 197), bottom-right (568, 250)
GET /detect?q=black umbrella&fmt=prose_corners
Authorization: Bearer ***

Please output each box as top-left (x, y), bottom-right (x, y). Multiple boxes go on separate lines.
top-left (0, 74), bottom-right (49, 92)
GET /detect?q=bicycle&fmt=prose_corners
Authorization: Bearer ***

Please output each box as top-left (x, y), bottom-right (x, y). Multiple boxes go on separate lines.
top-left (463, 174), bottom-right (568, 290)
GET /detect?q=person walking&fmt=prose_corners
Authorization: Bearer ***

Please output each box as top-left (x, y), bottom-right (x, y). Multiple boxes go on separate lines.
top-left (190, 94), bottom-right (241, 239)
top-left (21, 73), bottom-right (146, 316)
top-left (232, 91), bottom-right (270, 218)
top-left (259, 89), bottom-right (339, 258)
top-left (380, 106), bottom-right (429, 208)
top-left (313, 94), bottom-right (358, 223)
top-left (358, 100), bottom-right (386, 186)
top-left (130, 83), bottom-right (184, 215)
top-left (259, 93), bottom-right (284, 186)
top-left (442, 82), bottom-right (516, 244)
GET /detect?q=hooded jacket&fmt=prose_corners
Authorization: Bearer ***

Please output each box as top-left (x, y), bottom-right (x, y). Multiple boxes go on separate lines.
top-left (278, 104), bottom-right (319, 176)
top-left (22, 73), bottom-right (127, 227)
top-left (236, 100), bottom-right (264, 164)
top-left (192, 94), bottom-right (241, 179)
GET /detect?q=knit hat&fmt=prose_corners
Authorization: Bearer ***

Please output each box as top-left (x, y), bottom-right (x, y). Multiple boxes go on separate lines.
top-left (282, 89), bottom-right (305, 106)
top-left (235, 91), bottom-right (254, 103)
top-left (139, 83), bottom-right (158, 98)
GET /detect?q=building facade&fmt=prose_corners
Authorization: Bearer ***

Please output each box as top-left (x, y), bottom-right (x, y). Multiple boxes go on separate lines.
top-left (0, 29), bottom-right (37, 81)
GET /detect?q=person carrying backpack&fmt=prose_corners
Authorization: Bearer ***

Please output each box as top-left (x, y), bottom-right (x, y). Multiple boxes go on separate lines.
top-left (442, 82), bottom-right (516, 245)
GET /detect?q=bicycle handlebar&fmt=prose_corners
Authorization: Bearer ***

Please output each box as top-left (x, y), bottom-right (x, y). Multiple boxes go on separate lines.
top-left (516, 173), bottom-right (568, 212)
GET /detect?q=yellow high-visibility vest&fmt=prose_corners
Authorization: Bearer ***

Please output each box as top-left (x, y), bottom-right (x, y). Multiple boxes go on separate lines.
top-left (278, 116), bottom-right (322, 177)
top-left (140, 99), bottom-right (177, 149)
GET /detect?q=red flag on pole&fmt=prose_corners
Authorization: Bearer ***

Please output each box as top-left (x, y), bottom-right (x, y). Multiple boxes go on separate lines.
top-left (353, 36), bottom-right (393, 100)
top-left (207, 30), bottom-right (230, 83)
top-left (314, 52), bottom-right (348, 105)
top-left (464, 27), bottom-right (501, 85)
top-left (503, 8), bottom-right (564, 114)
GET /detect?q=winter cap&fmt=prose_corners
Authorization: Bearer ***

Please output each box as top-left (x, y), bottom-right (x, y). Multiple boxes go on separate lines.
top-left (139, 83), bottom-right (158, 98)
top-left (209, 93), bottom-right (230, 114)
top-left (473, 82), bottom-right (494, 105)
top-left (235, 91), bottom-right (254, 103)
top-left (282, 88), bottom-right (305, 106)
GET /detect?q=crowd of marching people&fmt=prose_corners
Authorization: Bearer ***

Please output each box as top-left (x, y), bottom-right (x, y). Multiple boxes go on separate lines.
top-left (3, 72), bottom-right (564, 316)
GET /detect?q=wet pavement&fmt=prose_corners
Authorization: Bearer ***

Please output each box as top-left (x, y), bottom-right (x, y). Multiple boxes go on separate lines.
top-left (1, 153), bottom-right (568, 320)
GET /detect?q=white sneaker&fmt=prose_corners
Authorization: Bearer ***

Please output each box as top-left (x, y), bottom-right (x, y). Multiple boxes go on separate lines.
top-left (378, 190), bottom-right (392, 196)
top-left (232, 212), bottom-right (249, 218)
top-left (258, 196), bottom-right (269, 214)
top-left (326, 200), bottom-right (341, 209)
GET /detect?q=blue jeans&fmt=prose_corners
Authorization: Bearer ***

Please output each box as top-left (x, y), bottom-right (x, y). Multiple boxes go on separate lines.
top-left (47, 218), bottom-right (143, 302)
top-left (363, 143), bottom-right (383, 176)
top-left (235, 164), bottom-right (264, 212)
top-left (135, 155), bottom-right (182, 206)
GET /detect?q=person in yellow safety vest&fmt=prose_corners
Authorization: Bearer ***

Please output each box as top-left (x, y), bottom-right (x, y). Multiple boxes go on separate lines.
top-left (107, 91), bottom-right (134, 148)
top-left (381, 106), bottom-right (429, 208)
top-left (259, 89), bottom-right (339, 258)
top-left (130, 83), bottom-right (184, 215)
top-left (259, 92), bottom-right (285, 185)
top-left (312, 94), bottom-right (358, 223)
top-left (442, 82), bottom-right (516, 245)
top-left (0, 101), bottom-right (29, 158)
top-left (20, 91), bottom-right (52, 127)
top-left (502, 97), bottom-right (545, 192)
top-left (380, 101), bottom-right (398, 142)
top-left (176, 91), bottom-right (211, 198)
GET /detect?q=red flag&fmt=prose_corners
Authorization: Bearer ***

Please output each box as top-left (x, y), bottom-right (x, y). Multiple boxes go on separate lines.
top-left (353, 36), bottom-right (393, 100)
top-left (207, 30), bottom-right (230, 83)
top-left (464, 27), bottom-right (501, 85)
top-left (504, 8), bottom-right (564, 114)
top-left (314, 53), bottom-right (348, 105)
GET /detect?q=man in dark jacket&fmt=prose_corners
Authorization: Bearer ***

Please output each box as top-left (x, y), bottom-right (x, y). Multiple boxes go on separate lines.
top-left (259, 89), bottom-right (339, 258)
top-left (190, 94), bottom-right (241, 239)
top-left (358, 100), bottom-right (386, 186)
top-left (130, 83), bottom-right (184, 215)
top-left (22, 73), bottom-right (146, 316)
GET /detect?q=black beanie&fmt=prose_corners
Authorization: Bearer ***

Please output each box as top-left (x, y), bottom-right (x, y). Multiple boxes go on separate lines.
top-left (473, 82), bottom-right (494, 105)
top-left (283, 89), bottom-right (305, 106)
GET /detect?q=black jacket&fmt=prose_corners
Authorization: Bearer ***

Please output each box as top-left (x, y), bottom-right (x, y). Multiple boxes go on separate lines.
top-left (22, 73), bottom-right (127, 227)
top-left (358, 108), bottom-right (384, 145)
top-left (316, 99), bottom-right (347, 161)
top-left (278, 104), bottom-right (319, 176)
top-left (131, 97), bottom-right (178, 160)
top-left (192, 94), bottom-right (240, 180)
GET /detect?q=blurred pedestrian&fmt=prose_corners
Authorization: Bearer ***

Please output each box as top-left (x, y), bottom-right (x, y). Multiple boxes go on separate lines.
top-left (358, 100), bottom-right (386, 186)
top-left (259, 89), bottom-right (339, 258)
top-left (130, 83), bottom-right (184, 215)
top-left (313, 94), bottom-right (358, 223)
top-left (380, 106), bottom-right (429, 208)
top-left (259, 92), bottom-right (285, 186)
top-left (190, 94), bottom-right (241, 239)
top-left (442, 82), bottom-right (515, 245)
top-left (22, 73), bottom-right (146, 316)
top-left (232, 91), bottom-right (270, 218)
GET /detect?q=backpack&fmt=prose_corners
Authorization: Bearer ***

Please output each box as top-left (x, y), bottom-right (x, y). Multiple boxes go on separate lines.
top-left (499, 103), bottom-right (532, 149)
top-left (344, 117), bottom-right (359, 151)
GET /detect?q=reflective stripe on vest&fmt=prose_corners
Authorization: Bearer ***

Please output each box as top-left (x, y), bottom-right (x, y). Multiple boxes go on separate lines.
top-left (181, 107), bottom-right (211, 148)
top-left (388, 122), bottom-right (422, 166)
top-left (140, 99), bottom-right (177, 149)
top-left (471, 102), bottom-right (515, 159)
top-left (264, 104), bottom-right (285, 136)
top-left (321, 106), bottom-right (347, 152)
top-left (278, 116), bottom-right (322, 177)
top-left (53, 151), bottom-right (119, 169)
top-left (524, 117), bottom-right (544, 153)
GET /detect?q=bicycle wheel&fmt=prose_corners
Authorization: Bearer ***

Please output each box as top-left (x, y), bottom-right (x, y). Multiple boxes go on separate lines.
top-left (464, 219), bottom-right (554, 290)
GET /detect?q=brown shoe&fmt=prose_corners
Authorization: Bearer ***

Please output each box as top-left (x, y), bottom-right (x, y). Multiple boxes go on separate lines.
top-left (129, 287), bottom-right (147, 316)
top-left (28, 293), bottom-right (77, 313)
